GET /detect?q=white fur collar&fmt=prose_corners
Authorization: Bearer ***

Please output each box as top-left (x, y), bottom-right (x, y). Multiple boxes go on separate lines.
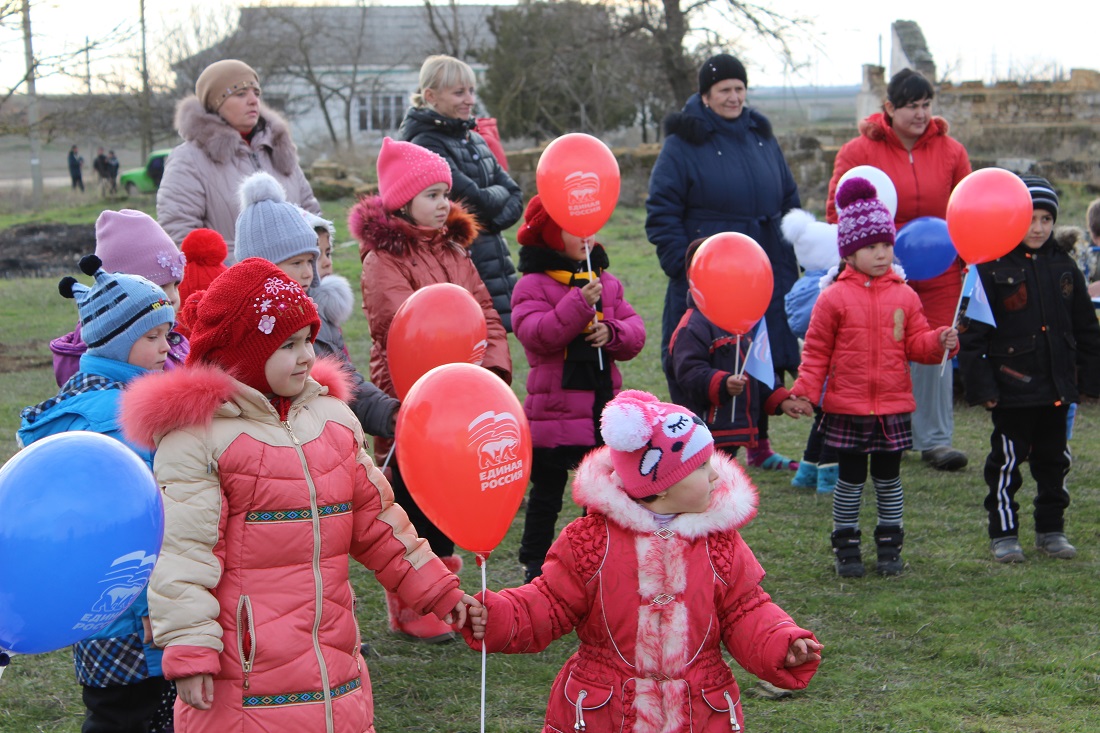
top-left (572, 449), bottom-right (758, 539)
top-left (820, 261), bottom-right (907, 289)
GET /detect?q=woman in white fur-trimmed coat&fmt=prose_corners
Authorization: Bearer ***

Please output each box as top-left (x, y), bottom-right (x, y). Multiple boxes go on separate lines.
top-left (461, 390), bottom-right (821, 732)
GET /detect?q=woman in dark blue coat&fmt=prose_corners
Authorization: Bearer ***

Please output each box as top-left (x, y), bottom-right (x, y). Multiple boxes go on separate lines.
top-left (646, 53), bottom-right (801, 470)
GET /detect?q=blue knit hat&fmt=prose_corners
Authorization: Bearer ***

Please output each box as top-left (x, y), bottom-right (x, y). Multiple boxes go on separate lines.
top-left (60, 255), bottom-right (175, 363)
top-left (233, 172), bottom-right (320, 279)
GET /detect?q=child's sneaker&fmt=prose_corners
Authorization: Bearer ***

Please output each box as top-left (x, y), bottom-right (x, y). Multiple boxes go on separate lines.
top-left (791, 461), bottom-right (817, 488)
top-left (1035, 532), bottom-right (1076, 559)
top-left (816, 463), bottom-right (838, 494)
top-left (747, 439), bottom-right (799, 471)
top-left (991, 536), bottom-right (1025, 563)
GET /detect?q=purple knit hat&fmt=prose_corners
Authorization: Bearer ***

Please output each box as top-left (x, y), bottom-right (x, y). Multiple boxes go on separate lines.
top-left (835, 177), bottom-right (896, 258)
top-left (95, 209), bottom-right (186, 287)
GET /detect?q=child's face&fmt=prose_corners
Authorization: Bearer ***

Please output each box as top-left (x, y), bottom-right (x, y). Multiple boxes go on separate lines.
top-left (160, 281), bottom-right (181, 312)
top-left (317, 230), bottom-right (333, 278)
top-left (561, 231), bottom-right (595, 263)
top-left (646, 458), bottom-right (718, 515)
top-left (845, 241), bottom-right (894, 278)
top-left (277, 253), bottom-right (316, 290)
top-left (407, 183), bottom-right (451, 229)
top-left (1024, 210), bottom-right (1054, 250)
top-left (264, 325), bottom-right (316, 398)
top-left (128, 323), bottom-right (172, 371)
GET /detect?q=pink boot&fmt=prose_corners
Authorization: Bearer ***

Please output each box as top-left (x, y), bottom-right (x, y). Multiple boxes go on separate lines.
top-left (746, 439), bottom-right (799, 471)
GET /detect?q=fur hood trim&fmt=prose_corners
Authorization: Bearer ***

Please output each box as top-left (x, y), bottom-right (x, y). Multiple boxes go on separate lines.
top-left (663, 94), bottom-right (774, 147)
top-left (572, 448), bottom-right (757, 538)
top-left (821, 262), bottom-right (907, 290)
top-left (858, 112), bottom-right (950, 144)
top-left (310, 274), bottom-right (354, 327)
top-left (174, 96), bottom-right (301, 177)
top-left (120, 356), bottom-right (351, 449)
top-left (350, 195), bottom-right (478, 259)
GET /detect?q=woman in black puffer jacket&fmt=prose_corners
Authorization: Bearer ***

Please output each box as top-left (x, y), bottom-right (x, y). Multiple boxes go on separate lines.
top-left (398, 54), bottom-right (523, 331)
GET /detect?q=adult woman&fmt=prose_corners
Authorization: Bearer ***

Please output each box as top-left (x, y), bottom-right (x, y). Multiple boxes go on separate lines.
top-left (157, 59), bottom-right (321, 260)
top-left (398, 54), bottom-right (523, 331)
top-left (647, 53), bottom-right (801, 470)
top-left (826, 69), bottom-right (972, 471)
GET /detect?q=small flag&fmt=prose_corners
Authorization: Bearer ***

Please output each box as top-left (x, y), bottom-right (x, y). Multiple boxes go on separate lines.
top-left (743, 319), bottom-right (775, 388)
top-left (962, 267), bottom-right (996, 327)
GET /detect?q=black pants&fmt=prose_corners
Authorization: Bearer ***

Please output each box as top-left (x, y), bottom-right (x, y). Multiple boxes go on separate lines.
top-left (388, 455), bottom-right (454, 557)
top-left (801, 409), bottom-right (838, 464)
top-left (519, 445), bottom-right (590, 569)
top-left (983, 405), bottom-right (1071, 539)
top-left (81, 676), bottom-right (173, 733)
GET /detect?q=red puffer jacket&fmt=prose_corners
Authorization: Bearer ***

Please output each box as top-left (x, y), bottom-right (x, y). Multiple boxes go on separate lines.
top-left (120, 358), bottom-right (463, 733)
top-left (790, 267), bottom-right (956, 416)
top-left (826, 114), bottom-right (972, 327)
top-left (461, 450), bottom-right (819, 732)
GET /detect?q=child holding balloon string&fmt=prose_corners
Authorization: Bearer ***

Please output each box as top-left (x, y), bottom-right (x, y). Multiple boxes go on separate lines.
top-left (348, 137), bottom-right (511, 641)
top-left (511, 194), bottom-right (646, 583)
top-left (461, 389), bottom-right (822, 732)
top-left (785, 177), bottom-right (959, 578)
top-left (119, 258), bottom-right (479, 731)
top-left (19, 253), bottom-right (179, 733)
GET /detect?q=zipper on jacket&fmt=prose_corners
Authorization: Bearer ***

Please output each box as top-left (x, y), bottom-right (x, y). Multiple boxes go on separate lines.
top-left (282, 420), bottom-right (301, 445)
top-left (723, 690), bottom-right (741, 731)
top-left (869, 277), bottom-right (879, 413)
top-left (236, 595), bottom-right (256, 690)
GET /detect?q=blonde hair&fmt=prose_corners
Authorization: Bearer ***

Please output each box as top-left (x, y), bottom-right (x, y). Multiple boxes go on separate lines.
top-left (410, 55), bottom-right (476, 109)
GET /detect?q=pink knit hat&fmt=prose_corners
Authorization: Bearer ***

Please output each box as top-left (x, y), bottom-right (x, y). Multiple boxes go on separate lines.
top-left (95, 209), bottom-right (186, 287)
top-left (600, 390), bottom-right (714, 499)
top-left (376, 137), bottom-right (452, 212)
top-left (836, 177), bottom-right (895, 259)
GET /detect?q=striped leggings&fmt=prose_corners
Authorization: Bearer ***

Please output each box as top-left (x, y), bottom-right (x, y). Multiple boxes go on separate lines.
top-left (833, 450), bottom-right (903, 529)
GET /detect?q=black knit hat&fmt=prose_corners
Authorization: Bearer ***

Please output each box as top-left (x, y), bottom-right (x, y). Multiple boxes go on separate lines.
top-left (698, 54), bottom-right (747, 96)
top-left (1020, 175), bottom-right (1059, 222)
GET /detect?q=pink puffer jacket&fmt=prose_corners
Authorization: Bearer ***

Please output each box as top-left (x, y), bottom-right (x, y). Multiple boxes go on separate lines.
top-left (120, 358), bottom-right (463, 733)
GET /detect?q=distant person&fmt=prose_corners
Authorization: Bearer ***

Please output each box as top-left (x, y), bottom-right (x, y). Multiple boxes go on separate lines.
top-left (68, 145), bottom-right (84, 192)
top-left (106, 150), bottom-right (120, 194)
top-left (827, 68), bottom-right (972, 472)
top-left (958, 177), bottom-right (1100, 563)
top-left (92, 147), bottom-right (109, 184)
top-left (157, 59), bottom-right (319, 259)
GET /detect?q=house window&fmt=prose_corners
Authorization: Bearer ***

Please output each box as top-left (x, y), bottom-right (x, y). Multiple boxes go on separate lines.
top-left (358, 93), bottom-right (406, 132)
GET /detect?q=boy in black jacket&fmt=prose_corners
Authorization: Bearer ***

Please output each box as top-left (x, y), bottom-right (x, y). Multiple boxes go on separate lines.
top-left (959, 176), bottom-right (1100, 563)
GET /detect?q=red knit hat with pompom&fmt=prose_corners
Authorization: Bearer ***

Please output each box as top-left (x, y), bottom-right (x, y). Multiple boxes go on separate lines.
top-left (179, 228), bottom-right (229, 309)
top-left (516, 195), bottom-right (565, 251)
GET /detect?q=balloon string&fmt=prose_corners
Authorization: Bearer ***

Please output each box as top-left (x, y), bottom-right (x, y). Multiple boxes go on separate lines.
top-left (480, 558), bottom-right (487, 733)
top-left (585, 241), bottom-right (604, 371)
top-left (940, 274), bottom-right (968, 376)
top-left (380, 450), bottom-right (393, 472)
top-left (731, 334), bottom-right (741, 423)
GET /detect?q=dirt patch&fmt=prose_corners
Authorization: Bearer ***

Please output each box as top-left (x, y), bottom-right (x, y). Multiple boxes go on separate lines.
top-left (0, 341), bottom-right (54, 373)
top-left (0, 223), bottom-right (96, 278)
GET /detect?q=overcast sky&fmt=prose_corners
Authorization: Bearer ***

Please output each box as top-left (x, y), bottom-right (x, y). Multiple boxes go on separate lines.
top-left (2, 0), bottom-right (1093, 94)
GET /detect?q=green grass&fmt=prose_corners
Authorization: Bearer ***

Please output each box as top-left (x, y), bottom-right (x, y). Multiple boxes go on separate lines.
top-left (2, 201), bottom-right (1100, 731)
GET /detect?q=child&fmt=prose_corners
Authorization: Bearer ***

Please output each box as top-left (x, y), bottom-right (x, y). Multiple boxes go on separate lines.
top-left (234, 171), bottom-right (399, 439)
top-left (462, 390), bottom-right (822, 731)
top-left (348, 137), bottom-right (511, 640)
top-left (958, 176), bottom-right (1100, 563)
top-left (782, 209), bottom-right (841, 493)
top-left (511, 194), bottom-right (646, 583)
top-left (118, 258), bottom-right (476, 732)
top-left (50, 209), bottom-right (188, 386)
top-left (786, 178), bottom-right (959, 577)
top-left (19, 254), bottom-right (177, 733)
top-left (667, 237), bottom-right (808, 463)
top-left (1087, 198), bottom-right (1100, 296)
top-left (177, 227), bottom-right (229, 336)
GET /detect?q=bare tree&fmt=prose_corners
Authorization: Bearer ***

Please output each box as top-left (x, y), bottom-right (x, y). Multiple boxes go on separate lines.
top-left (423, 0), bottom-right (488, 59)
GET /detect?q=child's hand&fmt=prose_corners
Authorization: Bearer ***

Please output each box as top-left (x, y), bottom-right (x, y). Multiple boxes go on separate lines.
top-left (177, 674), bottom-right (214, 710)
top-left (940, 327), bottom-right (959, 351)
top-left (586, 322), bottom-right (611, 348)
top-left (466, 596), bottom-right (488, 640)
top-left (443, 593), bottom-right (479, 628)
top-left (983, 399), bottom-right (998, 410)
top-left (780, 397), bottom-right (812, 418)
top-left (725, 374), bottom-right (746, 396)
top-left (580, 278), bottom-right (602, 307)
top-left (785, 637), bottom-right (823, 667)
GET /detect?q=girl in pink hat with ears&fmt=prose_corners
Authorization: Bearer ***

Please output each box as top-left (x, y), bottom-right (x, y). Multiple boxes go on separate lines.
top-left (463, 389), bottom-right (822, 732)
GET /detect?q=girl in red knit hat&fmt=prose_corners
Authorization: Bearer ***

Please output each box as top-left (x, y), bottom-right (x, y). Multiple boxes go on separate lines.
top-left (120, 258), bottom-right (479, 733)
top-left (348, 137), bottom-right (511, 642)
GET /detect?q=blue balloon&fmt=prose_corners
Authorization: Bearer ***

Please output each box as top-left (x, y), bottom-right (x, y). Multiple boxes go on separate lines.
top-left (894, 217), bottom-right (958, 281)
top-left (0, 431), bottom-right (163, 655)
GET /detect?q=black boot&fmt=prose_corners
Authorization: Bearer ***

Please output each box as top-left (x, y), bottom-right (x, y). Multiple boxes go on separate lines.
top-left (874, 525), bottom-right (904, 576)
top-left (831, 528), bottom-right (864, 578)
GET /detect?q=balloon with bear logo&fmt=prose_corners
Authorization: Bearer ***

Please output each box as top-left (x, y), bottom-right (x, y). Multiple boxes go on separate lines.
top-left (0, 431), bottom-right (164, 655)
top-left (536, 133), bottom-right (621, 237)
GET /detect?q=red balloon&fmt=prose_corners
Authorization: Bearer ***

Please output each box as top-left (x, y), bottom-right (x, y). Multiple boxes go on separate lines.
top-left (536, 133), bottom-right (621, 237)
top-left (396, 364), bottom-right (531, 558)
top-left (688, 233), bottom-right (774, 335)
top-left (946, 168), bottom-right (1033, 264)
top-left (387, 284), bottom-right (488, 400)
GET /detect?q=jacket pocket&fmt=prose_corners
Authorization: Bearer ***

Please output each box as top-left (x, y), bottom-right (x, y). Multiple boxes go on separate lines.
top-left (990, 267), bottom-right (1028, 312)
top-left (702, 685), bottom-right (743, 731)
top-left (236, 595), bottom-right (256, 690)
top-left (563, 671), bottom-right (615, 731)
top-left (990, 334), bottom-right (1039, 388)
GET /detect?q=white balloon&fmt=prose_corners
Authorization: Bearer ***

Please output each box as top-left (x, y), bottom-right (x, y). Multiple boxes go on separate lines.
top-left (838, 165), bottom-right (898, 219)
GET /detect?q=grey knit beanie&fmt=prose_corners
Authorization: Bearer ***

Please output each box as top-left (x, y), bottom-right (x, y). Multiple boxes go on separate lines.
top-left (233, 173), bottom-right (321, 274)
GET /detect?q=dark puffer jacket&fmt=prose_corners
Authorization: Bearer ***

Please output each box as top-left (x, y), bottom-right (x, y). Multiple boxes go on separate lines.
top-left (399, 107), bottom-right (523, 331)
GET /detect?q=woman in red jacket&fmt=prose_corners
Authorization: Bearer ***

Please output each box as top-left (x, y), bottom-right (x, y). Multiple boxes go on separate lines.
top-left (826, 69), bottom-right (972, 472)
